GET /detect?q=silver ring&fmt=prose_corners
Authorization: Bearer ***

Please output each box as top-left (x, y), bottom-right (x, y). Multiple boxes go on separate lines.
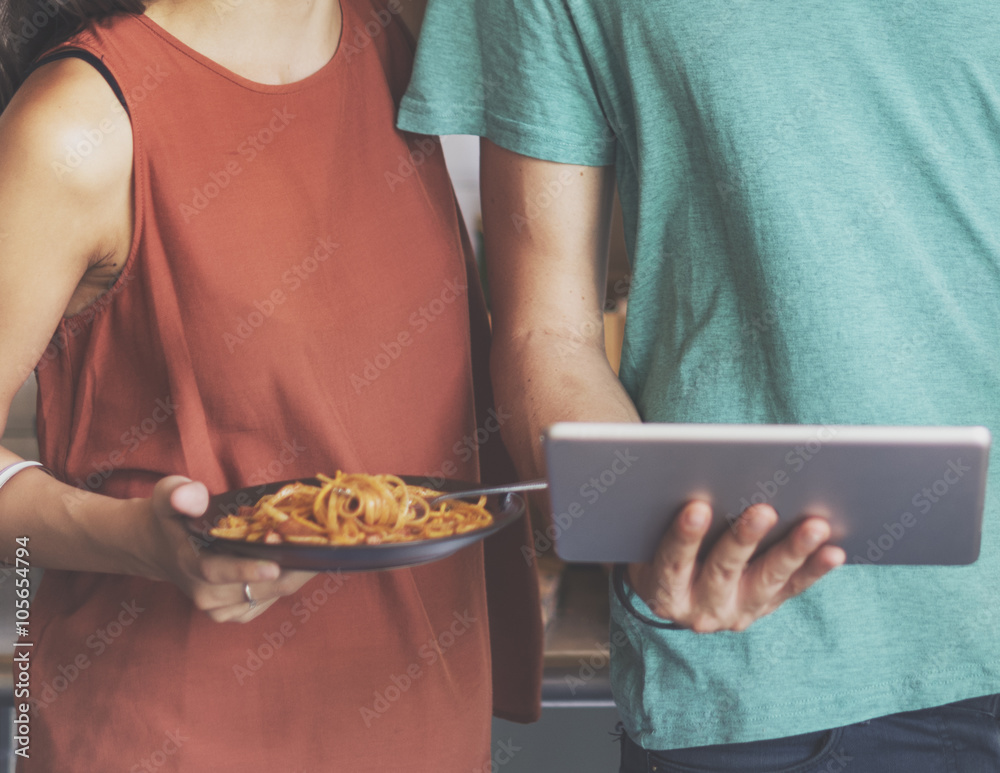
top-left (243, 582), bottom-right (257, 610)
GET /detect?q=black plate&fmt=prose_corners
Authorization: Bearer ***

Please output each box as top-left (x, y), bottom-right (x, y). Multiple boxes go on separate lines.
top-left (184, 476), bottom-right (526, 572)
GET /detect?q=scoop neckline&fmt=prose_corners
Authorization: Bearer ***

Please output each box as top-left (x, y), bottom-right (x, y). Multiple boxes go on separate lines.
top-left (133, 2), bottom-right (345, 94)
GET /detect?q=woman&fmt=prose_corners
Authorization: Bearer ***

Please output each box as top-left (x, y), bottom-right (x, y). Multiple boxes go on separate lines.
top-left (0, 1), bottom-right (540, 769)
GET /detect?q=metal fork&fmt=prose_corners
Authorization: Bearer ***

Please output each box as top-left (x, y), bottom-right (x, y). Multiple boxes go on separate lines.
top-left (428, 479), bottom-right (548, 506)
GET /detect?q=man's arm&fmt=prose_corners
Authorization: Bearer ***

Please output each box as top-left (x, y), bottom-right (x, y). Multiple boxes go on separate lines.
top-left (482, 140), bottom-right (844, 633)
top-left (482, 140), bottom-right (635, 474)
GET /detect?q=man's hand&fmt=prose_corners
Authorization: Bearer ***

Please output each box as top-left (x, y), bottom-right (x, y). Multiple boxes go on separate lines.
top-left (627, 501), bottom-right (846, 632)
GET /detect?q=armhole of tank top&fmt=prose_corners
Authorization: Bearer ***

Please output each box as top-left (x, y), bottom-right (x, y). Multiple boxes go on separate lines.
top-left (26, 49), bottom-right (130, 117)
top-left (28, 48), bottom-right (144, 328)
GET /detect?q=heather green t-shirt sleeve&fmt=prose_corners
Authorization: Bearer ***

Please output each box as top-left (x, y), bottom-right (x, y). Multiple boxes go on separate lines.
top-left (398, 0), bottom-right (616, 166)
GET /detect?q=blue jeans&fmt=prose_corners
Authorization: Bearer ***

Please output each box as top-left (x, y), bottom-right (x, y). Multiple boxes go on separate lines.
top-left (619, 694), bottom-right (1000, 773)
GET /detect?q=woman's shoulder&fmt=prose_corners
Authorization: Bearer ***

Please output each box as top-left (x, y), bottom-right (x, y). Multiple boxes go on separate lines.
top-left (1, 56), bottom-right (132, 195)
top-left (0, 58), bottom-right (136, 378)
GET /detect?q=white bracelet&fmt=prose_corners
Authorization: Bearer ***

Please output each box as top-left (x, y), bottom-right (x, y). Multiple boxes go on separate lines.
top-left (0, 461), bottom-right (52, 492)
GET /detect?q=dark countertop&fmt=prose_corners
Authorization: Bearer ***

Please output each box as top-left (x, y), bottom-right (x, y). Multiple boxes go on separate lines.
top-left (541, 563), bottom-right (613, 707)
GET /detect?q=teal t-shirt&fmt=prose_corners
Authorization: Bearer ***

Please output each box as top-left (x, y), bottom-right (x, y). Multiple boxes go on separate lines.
top-left (399, 0), bottom-right (1000, 750)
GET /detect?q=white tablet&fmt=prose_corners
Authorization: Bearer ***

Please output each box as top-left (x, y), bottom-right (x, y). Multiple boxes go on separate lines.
top-left (543, 423), bottom-right (991, 565)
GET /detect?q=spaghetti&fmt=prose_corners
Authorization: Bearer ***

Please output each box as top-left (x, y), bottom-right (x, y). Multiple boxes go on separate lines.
top-left (209, 472), bottom-right (494, 546)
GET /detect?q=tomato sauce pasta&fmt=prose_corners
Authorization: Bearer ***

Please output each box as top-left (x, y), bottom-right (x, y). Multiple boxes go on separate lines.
top-left (210, 472), bottom-right (494, 546)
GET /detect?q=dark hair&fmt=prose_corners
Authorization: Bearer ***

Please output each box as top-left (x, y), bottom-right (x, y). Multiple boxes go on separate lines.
top-left (0, 0), bottom-right (145, 111)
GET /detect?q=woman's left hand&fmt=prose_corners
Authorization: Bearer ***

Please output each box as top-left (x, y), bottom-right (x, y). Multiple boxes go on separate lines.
top-left (143, 475), bottom-right (319, 623)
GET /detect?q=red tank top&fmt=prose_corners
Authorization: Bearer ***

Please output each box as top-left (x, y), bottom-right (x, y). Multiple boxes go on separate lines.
top-left (25, 5), bottom-right (539, 771)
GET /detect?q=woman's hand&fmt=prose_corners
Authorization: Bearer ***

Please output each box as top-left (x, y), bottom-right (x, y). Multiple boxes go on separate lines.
top-left (143, 476), bottom-right (316, 623)
top-left (627, 501), bottom-right (846, 633)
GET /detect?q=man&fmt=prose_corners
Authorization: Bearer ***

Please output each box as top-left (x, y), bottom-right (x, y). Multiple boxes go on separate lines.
top-left (398, 0), bottom-right (1000, 770)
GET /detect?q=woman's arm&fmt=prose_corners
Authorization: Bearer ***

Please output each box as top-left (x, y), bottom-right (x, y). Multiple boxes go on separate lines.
top-left (0, 61), bottom-right (305, 621)
top-left (482, 140), bottom-right (844, 633)
top-left (0, 58), bottom-right (141, 573)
